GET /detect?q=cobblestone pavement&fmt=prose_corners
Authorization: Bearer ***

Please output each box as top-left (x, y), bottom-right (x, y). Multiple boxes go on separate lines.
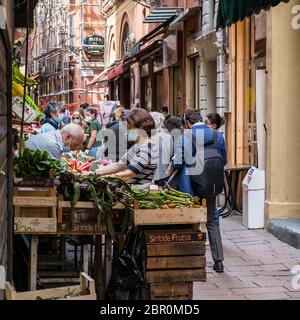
top-left (193, 214), bottom-right (300, 300)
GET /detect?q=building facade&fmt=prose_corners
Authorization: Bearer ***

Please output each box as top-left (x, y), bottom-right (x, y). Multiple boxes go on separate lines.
top-left (29, 0), bottom-right (106, 111)
top-left (99, 0), bottom-right (300, 229)
top-left (265, 0), bottom-right (300, 223)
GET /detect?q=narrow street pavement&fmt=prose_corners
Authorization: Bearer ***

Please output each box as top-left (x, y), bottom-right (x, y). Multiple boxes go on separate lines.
top-left (194, 214), bottom-right (300, 300)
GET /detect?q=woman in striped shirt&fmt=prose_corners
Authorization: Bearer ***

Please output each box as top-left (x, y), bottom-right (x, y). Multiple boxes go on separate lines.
top-left (93, 109), bottom-right (158, 187)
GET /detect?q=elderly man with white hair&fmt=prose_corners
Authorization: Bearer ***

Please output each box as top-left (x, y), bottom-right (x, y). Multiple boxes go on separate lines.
top-left (26, 123), bottom-right (85, 159)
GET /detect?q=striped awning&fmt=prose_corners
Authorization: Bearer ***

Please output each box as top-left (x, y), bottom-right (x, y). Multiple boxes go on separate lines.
top-left (217, 0), bottom-right (290, 29)
top-left (143, 7), bottom-right (184, 24)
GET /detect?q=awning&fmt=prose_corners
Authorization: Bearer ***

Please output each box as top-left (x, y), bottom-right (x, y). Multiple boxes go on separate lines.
top-left (107, 63), bottom-right (124, 80)
top-left (87, 69), bottom-right (110, 86)
top-left (124, 40), bottom-right (163, 66)
top-left (143, 7), bottom-right (183, 24)
top-left (217, 0), bottom-right (290, 29)
top-left (170, 7), bottom-right (201, 26)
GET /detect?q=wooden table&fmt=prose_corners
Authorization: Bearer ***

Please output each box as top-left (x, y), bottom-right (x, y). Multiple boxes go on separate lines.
top-left (219, 164), bottom-right (252, 218)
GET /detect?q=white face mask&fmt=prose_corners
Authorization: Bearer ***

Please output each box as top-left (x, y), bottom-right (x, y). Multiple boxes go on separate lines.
top-left (85, 116), bottom-right (93, 123)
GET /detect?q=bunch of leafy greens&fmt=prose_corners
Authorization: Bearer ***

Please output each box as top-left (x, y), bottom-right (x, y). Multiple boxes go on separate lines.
top-left (14, 148), bottom-right (63, 179)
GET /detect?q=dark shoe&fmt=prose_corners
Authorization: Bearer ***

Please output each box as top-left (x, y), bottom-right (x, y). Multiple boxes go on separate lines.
top-left (213, 261), bottom-right (224, 273)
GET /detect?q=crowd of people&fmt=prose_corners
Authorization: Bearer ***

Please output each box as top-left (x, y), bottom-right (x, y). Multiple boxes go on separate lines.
top-left (25, 101), bottom-right (227, 273)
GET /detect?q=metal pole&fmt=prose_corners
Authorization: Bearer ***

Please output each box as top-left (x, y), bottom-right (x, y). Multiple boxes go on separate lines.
top-left (80, 0), bottom-right (83, 104)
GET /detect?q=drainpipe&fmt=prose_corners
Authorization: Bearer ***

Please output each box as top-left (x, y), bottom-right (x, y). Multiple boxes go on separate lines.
top-left (216, 30), bottom-right (225, 118)
top-left (215, 0), bottom-right (226, 134)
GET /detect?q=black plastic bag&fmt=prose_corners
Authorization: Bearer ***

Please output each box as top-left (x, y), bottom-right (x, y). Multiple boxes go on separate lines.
top-left (106, 225), bottom-right (149, 300)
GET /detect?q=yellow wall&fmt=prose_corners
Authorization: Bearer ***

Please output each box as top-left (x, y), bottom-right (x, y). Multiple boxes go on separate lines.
top-left (105, 0), bottom-right (150, 65)
top-left (265, 0), bottom-right (300, 221)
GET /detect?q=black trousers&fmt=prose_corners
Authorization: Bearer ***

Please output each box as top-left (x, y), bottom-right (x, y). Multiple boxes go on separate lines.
top-left (203, 196), bottom-right (224, 262)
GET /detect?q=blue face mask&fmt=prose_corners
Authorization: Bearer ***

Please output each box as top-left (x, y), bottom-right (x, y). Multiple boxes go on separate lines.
top-left (56, 114), bottom-right (64, 123)
top-left (73, 119), bottom-right (81, 125)
top-left (127, 130), bottom-right (139, 142)
top-left (63, 146), bottom-right (71, 153)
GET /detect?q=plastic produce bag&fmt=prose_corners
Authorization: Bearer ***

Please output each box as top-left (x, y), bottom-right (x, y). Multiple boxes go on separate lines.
top-left (106, 225), bottom-right (148, 300)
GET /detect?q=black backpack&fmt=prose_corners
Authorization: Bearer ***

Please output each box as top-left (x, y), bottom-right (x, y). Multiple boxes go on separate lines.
top-left (106, 226), bottom-right (149, 300)
top-left (189, 131), bottom-right (225, 198)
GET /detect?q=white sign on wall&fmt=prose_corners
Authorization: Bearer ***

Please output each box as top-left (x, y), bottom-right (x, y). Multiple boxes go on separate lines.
top-left (81, 69), bottom-right (94, 77)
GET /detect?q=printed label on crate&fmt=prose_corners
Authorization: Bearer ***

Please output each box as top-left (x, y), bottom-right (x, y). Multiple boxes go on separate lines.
top-left (146, 232), bottom-right (206, 243)
top-left (14, 177), bottom-right (55, 188)
top-left (58, 223), bottom-right (105, 234)
top-left (72, 224), bottom-right (104, 233)
top-left (14, 217), bottom-right (57, 233)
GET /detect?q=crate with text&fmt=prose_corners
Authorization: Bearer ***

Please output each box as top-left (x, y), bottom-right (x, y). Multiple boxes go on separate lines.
top-left (146, 240), bottom-right (206, 284)
top-left (58, 200), bottom-right (106, 235)
top-left (13, 177), bottom-right (57, 234)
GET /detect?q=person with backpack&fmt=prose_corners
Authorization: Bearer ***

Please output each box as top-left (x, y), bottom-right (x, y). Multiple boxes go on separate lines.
top-left (172, 109), bottom-right (227, 273)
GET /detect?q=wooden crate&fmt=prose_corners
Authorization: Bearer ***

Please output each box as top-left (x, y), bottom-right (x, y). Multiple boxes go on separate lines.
top-left (145, 230), bottom-right (206, 244)
top-left (130, 206), bottom-right (207, 226)
top-left (58, 200), bottom-right (106, 235)
top-left (146, 241), bottom-right (206, 284)
top-left (150, 282), bottom-right (193, 300)
top-left (13, 183), bottom-right (57, 234)
top-left (5, 273), bottom-right (96, 300)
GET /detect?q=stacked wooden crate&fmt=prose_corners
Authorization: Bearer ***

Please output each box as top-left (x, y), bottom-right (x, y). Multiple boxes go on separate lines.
top-left (130, 202), bottom-right (207, 300)
top-left (58, 199), bottom-right (106, 235)
top-left (13, 177), bottom-right (57, 234)
top-left (5, 273), bottom-right (96, 300)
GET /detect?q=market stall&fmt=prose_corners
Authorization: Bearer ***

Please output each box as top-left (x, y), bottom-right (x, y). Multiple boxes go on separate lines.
top-left (11, 146), bottom-right (208, 299)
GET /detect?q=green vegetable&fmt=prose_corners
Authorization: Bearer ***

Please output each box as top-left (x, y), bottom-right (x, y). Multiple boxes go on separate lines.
top-left (14, 148), bottom-right (63, 179)
top-left (59, 172), bottom-right (120, 241)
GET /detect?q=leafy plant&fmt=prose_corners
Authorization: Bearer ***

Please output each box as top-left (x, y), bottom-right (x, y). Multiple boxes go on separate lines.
top-left (59, 171), bottom-right (120, 241)
top-left (14, 148), bottom-right (63, 179)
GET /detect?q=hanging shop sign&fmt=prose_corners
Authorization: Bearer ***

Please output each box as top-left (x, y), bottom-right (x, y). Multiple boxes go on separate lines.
top-left (83, 35), bottom-right (105, 55)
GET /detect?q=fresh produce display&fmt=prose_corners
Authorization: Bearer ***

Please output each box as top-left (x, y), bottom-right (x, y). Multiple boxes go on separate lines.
top-left (105, 178), bottom-right (201, 209)
top-left (59, 172), bottom-right (130, 241)
top-left (14, 148), bottom-right (63, 179)
top-left (13, 124), bottom-right (39, 133)
top-left (61, 151), bottom-right (93, 173)
top-left (61, 157), bottom-right (93, 173)
top-left (61, 151), bottom-right (112, 173)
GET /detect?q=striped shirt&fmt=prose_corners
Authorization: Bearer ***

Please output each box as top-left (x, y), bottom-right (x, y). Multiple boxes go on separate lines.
top-left (121, 140), bottom-right (158, 186)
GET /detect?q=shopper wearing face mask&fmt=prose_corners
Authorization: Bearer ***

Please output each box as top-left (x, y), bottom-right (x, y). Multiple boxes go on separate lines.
top-left (84, 107), bottom-right (103, 159)
top-left (71, 111), bottom-right (86, 128)
top-left (89, 109), bottom-right (158, 189)
top-left (40, 102), bottom-right (64, 133)
top-left (26, 124), bottom-right (85, 159)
